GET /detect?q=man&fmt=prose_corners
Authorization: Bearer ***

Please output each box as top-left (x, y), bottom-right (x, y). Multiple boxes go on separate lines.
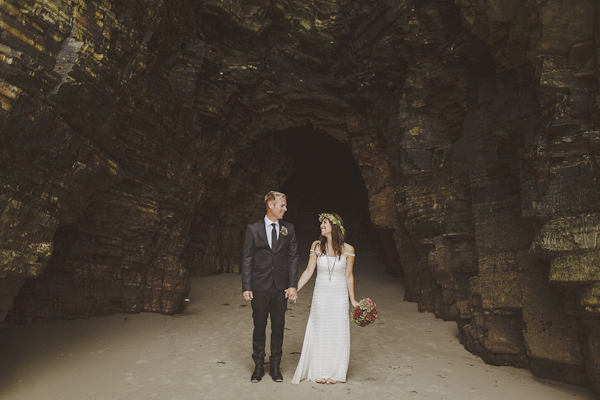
top-left (242, 191), bottom-right (299, 383)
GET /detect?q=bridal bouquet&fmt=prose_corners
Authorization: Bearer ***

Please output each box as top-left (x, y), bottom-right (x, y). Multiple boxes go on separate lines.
top-left (352, 298), bottom-right (377, 327)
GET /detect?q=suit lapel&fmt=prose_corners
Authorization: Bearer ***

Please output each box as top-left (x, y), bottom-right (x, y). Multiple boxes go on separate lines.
top-left (258, 220), bottom-right (270, 250)
top-left (273, 222), bottom-right (286, 253)
top-left (261, 219), bottom-right (286, 253)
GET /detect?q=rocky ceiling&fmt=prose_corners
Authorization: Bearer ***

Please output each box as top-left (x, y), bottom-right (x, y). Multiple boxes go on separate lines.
top-left (1, 0), bottom-right (599, 394)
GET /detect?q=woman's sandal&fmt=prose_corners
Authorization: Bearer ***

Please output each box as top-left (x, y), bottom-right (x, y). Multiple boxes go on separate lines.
top-left (316, 378), bottom-right (327, 384)
top-left (326, 379), bottom-right (337, 384)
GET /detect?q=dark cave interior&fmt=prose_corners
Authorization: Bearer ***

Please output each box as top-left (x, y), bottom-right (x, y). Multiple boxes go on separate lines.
top-left (281, 126), bottom-right (378, 249)
top-left (1, 0), bottom-right (600, 394)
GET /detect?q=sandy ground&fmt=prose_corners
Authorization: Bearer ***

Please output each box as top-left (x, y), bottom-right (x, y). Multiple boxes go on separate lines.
top-left (0, 250), bottom-right (597, 400)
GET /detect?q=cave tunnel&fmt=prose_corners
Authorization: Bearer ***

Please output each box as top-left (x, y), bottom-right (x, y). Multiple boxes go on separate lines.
top-left (6, 124), bottom-right (384, 323)
top-left (280, 126), bottom-right (379, 249)
top-left (1, 0), bottom-right (600, 396)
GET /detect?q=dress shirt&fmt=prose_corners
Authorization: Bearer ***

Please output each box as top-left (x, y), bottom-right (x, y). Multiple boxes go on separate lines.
top-left (264, 216), bottom-right (279, 249)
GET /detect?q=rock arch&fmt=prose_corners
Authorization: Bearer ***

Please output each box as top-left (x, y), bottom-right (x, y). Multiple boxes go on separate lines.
top-left (0, 0), bottom-right (599, 394)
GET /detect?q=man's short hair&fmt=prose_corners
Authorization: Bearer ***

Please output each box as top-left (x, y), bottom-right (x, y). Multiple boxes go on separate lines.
top-left (264, 191), bottom-right (286, 208)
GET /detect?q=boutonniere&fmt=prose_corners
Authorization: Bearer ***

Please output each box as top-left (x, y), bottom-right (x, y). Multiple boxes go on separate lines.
top-left (280, 226), bottom-right (288, 236)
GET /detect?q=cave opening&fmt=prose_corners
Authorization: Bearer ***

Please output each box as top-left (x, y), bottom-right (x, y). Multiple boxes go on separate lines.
top-left (279, 126), bottom-right (379, 253)
top-left (1, 0), bottom-right (600, 395)
top-left (182, 124), bottom-right (385, 283)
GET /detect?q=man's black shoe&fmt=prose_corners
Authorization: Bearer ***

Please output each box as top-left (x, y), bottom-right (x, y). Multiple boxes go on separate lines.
top-left (269, 360), bottom-right (283, 382)
top-left (270, 368), bottom-right (283, 382)
top-left (251, 362), bottom-right (264, 383)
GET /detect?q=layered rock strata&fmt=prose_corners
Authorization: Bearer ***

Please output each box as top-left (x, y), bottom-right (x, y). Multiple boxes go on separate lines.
top-left (0, 0), bottom-right (598, 394)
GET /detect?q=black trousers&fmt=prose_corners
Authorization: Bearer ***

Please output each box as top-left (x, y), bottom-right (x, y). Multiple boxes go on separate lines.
top-left (251, 283), bottom-right (287, 363)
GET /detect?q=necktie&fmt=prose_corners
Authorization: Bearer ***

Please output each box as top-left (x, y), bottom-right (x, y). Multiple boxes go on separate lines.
top-left (271, 223), bottom-right (278, 249)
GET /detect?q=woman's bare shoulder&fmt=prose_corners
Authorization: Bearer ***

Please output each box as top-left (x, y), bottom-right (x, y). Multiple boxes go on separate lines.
top-left (344, 243), bottom-right (355, 254)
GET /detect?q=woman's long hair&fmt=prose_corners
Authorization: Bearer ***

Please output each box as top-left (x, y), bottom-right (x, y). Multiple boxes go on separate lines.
top-left (318, 213), bottom-right (346, 258)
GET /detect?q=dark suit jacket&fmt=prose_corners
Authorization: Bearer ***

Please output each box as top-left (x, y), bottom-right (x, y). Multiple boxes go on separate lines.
top-left (241, 219), bottom-right (299, 292)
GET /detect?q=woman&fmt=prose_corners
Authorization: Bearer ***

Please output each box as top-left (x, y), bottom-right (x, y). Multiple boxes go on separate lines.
top-left (291, 213), bottom-right (359, 385)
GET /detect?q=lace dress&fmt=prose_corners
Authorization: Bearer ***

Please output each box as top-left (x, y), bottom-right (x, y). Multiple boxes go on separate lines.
top-left (291, 250), bottom-right (354, 384)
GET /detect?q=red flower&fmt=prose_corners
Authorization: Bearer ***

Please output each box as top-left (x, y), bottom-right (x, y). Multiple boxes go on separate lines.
top-left (351, 298), bottom-right (377, 327)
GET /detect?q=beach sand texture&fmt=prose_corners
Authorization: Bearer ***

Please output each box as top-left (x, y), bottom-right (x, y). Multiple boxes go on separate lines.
top-left (0, 250), bottom-right (597, 400)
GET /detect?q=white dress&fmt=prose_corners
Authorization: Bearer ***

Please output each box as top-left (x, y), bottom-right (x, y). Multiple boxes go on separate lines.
top-left (291, 250), bottom-right (354, 384)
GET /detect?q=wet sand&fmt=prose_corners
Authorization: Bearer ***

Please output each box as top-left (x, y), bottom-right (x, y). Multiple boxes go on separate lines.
top-left (0, 251), bottom-right (597, 400)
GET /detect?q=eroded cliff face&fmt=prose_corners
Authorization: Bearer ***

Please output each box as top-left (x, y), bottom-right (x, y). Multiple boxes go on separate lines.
top-left (1, 0), bottom-right (599, 394)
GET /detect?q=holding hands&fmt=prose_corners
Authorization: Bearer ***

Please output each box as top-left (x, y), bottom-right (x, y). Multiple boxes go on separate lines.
top-left (285, 287), bottom-right (298, 303)
top-left (243, 289), bottom-right (298, 302)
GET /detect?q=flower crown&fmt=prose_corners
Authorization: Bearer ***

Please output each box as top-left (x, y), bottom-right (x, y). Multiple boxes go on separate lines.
top-left (318, 213), bottom-right (347, 236)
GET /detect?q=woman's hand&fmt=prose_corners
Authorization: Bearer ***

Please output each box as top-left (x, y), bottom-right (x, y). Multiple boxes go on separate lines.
top-left (351, 299), bottom-right (360, 308)
top-left (285, 287), bottom-right (298, 302)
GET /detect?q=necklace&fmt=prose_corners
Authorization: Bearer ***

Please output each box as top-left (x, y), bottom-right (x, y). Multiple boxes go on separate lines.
top-left (325, 247), bottom-right (336, 280)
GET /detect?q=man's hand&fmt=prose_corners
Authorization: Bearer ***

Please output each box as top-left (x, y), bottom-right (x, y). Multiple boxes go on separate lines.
top-left (285, 287), bottom-right (298, 302)
top-left (243, 291), bottom-right (253, 301)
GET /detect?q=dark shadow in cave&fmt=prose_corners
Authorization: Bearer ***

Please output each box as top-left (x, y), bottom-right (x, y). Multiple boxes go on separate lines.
top-left (279, 126), bottom-right (378, 252)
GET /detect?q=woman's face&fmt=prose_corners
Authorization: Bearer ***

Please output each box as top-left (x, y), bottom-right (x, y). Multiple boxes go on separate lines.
top-left (320, 219), bottom-right (332, 236)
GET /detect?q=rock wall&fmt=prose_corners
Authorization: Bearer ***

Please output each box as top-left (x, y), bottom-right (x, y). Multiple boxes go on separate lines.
top-left (0, 0), bottom-right (292, 320)
top-left (0, 0), bottom-right (598, 394)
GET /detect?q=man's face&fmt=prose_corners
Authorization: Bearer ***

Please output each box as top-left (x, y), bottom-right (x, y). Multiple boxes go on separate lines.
top-left (269, 198), bottom-right (287, 220)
